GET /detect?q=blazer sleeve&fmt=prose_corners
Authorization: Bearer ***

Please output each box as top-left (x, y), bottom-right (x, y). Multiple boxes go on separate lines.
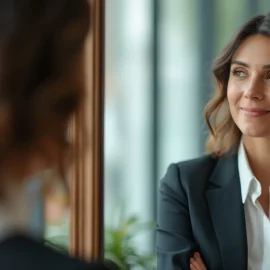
top-left (156, 163), bottom-right (198, 270)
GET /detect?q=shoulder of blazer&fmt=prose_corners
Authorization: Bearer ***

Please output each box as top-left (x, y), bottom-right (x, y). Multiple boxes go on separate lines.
top-left (0, 234), bottom-right (116, 270)
top-left (174, 154), bottom-right (219, 191)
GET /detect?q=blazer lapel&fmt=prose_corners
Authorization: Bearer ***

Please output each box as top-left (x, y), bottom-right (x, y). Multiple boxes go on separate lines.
top-left (206, 154), bottom-right (247, 270)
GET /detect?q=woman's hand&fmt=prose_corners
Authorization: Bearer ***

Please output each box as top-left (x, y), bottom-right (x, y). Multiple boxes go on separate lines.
top-left (190, 252), bottom-right (207, 270)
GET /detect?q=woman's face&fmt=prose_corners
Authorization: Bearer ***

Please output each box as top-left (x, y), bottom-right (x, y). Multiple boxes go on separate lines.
top-left (227, 34), bottom-right (270, 138)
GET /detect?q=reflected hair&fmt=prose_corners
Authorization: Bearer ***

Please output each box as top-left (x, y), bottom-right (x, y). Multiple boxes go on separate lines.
top-left (205, 13), bottom-right (270, 156)
top-left (0, 0), bottom-right (90, 187)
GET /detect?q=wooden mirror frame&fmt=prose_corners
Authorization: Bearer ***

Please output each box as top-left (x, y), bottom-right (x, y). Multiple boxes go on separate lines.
top-left (69, 0), bottom-right (105, 262)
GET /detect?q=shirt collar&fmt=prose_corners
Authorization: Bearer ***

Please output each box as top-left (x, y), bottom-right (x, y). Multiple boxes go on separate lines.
top-left (238, 139), bottom-right (254, 203)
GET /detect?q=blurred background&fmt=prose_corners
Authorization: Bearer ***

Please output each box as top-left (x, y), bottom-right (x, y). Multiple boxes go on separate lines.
top-left (41, 1), bottom-right (270, 269)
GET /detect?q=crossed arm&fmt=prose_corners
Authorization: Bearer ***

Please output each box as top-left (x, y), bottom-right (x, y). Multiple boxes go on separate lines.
top-left (156, 164), bottom-right (207, 270)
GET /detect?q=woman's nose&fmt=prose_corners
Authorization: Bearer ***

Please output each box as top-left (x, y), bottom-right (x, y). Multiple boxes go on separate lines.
top-left (243, 77), bottom-right (264, 100)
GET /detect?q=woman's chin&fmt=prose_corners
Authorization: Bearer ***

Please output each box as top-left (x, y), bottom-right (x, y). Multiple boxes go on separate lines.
top-left (241, 128), bottom-right (270, 138)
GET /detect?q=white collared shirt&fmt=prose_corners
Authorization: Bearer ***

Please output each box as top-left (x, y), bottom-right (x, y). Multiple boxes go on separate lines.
top-left (238, 141), bottom-right (270, 270)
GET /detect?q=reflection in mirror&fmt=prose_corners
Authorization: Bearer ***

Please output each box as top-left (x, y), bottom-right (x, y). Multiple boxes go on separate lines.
top-left (44, 175), bottom-right (70, 252)
top-left (104, 0), bottom-right (270, 269)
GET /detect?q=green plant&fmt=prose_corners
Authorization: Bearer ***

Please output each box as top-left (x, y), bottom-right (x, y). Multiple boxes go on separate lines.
top-left (45, 215), bottom-right (157, 270)
top-left (105, 215), bottom-right (156, 270)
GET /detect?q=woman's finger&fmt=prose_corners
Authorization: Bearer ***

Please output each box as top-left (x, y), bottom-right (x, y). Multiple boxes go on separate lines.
top-left (190, 253), bottom-right (207, 270)
top-left (195, 252), bottom-right (206, 270)
top-left (190, 258), bottom-right (202, 270)
top-left (190, 262), bottom-right (198, 270)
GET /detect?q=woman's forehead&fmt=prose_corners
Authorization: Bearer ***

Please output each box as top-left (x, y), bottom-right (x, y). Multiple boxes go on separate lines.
top-left (232, 34), bottom-right (270, 66)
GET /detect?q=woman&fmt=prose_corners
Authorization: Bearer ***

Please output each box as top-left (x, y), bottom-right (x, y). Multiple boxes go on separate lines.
top-left (0, 1), bottom-right (116, 269)
top-left (157, 13), bottom-right (270, 270)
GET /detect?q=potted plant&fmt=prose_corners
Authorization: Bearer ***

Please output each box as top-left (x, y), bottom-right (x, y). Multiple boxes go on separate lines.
top-left (45, 215), bottom-right (156, 270)
top-left (105, 215), bottom-right (156, 270)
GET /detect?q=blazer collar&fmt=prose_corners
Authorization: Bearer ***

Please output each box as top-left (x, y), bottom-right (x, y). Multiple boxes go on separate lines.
top-left (206, 154), bottom-right (247, 270)
top-left (208, 153), bottom-right (238, 188)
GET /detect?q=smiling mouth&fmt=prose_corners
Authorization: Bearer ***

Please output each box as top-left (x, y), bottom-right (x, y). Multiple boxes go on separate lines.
top-left (240, 107), bottom-right (270, 117)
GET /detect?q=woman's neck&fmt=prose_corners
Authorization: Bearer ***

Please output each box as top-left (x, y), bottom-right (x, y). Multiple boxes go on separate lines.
top-left (243, 135), bottom-right (270, 184)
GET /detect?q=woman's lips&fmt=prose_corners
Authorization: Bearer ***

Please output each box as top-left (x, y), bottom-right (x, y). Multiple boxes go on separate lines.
top-left (240, 107), bottom-right (270, 117)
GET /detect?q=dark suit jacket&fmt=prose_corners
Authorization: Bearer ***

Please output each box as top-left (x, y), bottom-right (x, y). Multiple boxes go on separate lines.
top-left (0, 234), bottom-right (118, 270)
top-left (156, 154), bottom-right (247, 270)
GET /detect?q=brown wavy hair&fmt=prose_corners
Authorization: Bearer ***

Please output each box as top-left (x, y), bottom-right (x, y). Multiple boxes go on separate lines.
top-left (205, 13), bottom-right (270, 156)
top-left (0, 0), bottom-right (90, 185)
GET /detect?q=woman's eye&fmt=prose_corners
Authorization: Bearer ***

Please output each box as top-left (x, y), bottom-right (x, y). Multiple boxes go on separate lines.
top-left (266, 72), bottom-right (270, 80)
top-left (232, 70), bottom-right (246, 77)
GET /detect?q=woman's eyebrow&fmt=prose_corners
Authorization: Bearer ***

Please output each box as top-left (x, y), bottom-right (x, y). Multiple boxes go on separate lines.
top-left (231, 60), bottom-right (249, 67)
top-left (231, 60), bottom-right (270, 69)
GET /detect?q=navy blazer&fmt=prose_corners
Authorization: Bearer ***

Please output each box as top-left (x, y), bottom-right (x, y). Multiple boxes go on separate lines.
top-left (156, 154), bottom-right (247, 270)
